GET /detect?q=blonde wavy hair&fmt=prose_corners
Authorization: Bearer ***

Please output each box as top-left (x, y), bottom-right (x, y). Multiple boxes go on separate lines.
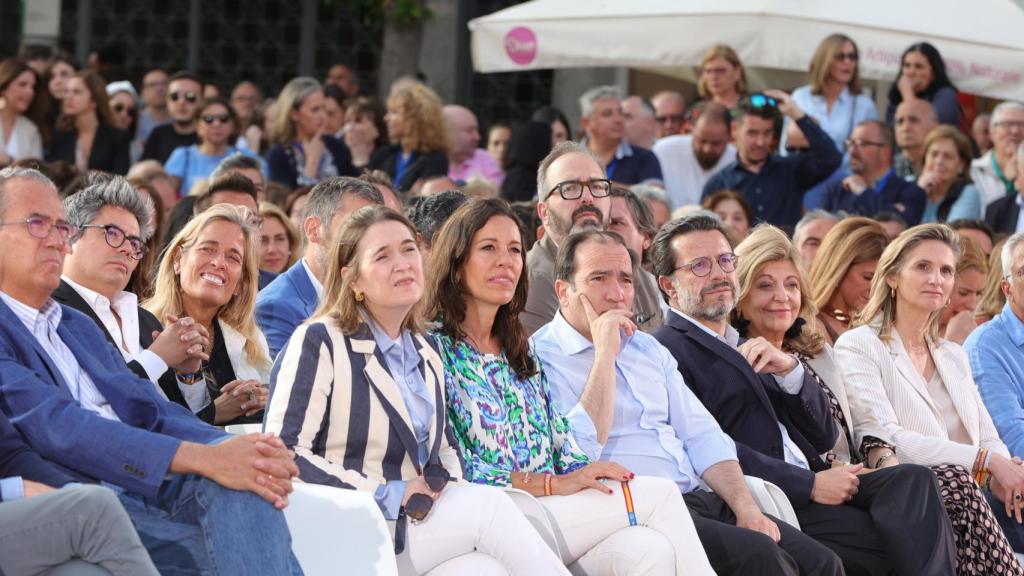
top-left (387, 82), bottom-right (449, 154)
top-left (734, 225), bottom-right (825, 356)
top-left (311, 205), bottom-right (424, 336)
top-left (808, 34), bottom-right (862, 95)
top-left (809, 217), bottom-right (890, 317)
top-left (144, 204), bottom-right (269, 370)
top-left (855, 224), bottom-right (962, 343)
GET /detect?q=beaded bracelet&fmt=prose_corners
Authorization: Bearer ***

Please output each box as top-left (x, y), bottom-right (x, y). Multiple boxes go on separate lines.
top-left (973, 448), bottom-right (991, 487)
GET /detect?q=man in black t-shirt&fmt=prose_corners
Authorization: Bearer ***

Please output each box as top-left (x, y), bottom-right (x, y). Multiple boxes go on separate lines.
top-left (142, 70), bottom-right (202, 164)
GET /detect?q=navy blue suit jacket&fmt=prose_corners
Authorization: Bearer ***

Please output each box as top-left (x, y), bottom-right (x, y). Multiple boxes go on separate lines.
top-left (0, 409), bottom-right (73, 497)
top-left (652, 312), bottom-right (837, 505)
top-left (819, 169), bottom-right (926, 225)
top-left (0, 297), bottom-right (227, 499)
top-left (256, 261), bottom-right (319, 360)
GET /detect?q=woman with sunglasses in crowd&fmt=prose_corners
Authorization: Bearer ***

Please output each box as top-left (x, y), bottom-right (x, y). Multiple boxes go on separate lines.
top-left (735, 224), bottom-right (1024, 575)
top-left (426, 198), bottom-right (714, 575)
top-left (781, 34), bottom-right (878, 157)
top-left (47, 70), bottom-right (130, 175)
top-left (164, 97), bottom-right (262, 196)
top-left (886, 42), bottom-right (962, 127)
top-left (105, 81), bottom-right (142, 164)
top-left (265, 205), bottom-right (569, 574)
top-left (145, 203), bottom-right (270, 426)
top-left (0, 58), bottom-right (47, 166)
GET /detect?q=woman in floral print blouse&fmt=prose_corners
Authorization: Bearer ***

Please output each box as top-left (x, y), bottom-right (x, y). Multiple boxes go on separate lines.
top-left (424, 197), bottom-right (715, 576)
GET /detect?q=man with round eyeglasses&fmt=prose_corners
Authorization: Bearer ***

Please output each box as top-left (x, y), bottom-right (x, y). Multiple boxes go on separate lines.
top-left (56, 175), bottom-right (216, 422)
top-left (522, 141), bottom-right (613, 334)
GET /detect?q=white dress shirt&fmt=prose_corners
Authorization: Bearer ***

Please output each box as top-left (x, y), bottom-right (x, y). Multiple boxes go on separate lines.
top-left (62, 276), bottom-right (168, 383)
top-left (0, 291), bottom-right (119, 421)
top-left (652, 135), bottom-right (736, 210)
top-left (301, 257), bottom-right (324, 303)
top-left (671, 308), bottom-right (811, 470)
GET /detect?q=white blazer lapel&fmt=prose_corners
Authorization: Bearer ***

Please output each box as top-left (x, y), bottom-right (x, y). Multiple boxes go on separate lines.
top-left (218, 319), bottom-right (269, 382)
top-left (351, 336), bottom-right (417, 441)
top-left (931, 342), bottom-right (980, 445)
top-left (887, 333), bottom-right (941, 416)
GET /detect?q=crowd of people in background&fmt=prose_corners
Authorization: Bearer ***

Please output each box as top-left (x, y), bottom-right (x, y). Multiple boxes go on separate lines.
top-left (3, 30), bottom-right (1024, 576)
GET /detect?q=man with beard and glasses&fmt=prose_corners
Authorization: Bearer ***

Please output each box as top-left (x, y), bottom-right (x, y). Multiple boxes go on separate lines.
top-left (533, 229), bottom-right (845, 576)
top-left (651, 213), bottom-right (957, 576)
top-left (818, 120), bottom-right (926, 225)
top-left (522, 142), bottom-right (612, 334)
top-left (653, 102), bottom-right (736, 210)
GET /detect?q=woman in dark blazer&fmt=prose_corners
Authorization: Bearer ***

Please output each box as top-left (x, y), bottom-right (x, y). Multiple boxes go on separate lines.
top-left (264, 205), bottom-right (567, 574)
top-left (47, 71), bottom-right (130, 175)
top-left (264, 77), bottom-right (356, 190)
top-left (368, 82), bottom-right (449, 193)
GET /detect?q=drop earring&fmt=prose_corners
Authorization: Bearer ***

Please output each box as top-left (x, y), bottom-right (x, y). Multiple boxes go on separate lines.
top-left (354, 290), bottom-right (364, 302)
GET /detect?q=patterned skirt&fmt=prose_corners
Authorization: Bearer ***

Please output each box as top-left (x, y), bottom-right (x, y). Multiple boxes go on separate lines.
top-left (931, 464), bottom-right (1024, 575)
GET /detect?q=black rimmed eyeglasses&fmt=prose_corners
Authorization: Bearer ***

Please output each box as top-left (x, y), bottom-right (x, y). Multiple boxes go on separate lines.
top-left (674, 253), bottom-right (738, 277)
top-left (546, 178), bottom-right (612, 201)
top-left (78, 224), bottom-right (149, 260)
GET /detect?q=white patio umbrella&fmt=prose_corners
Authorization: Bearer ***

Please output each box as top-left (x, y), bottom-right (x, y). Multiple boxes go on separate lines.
top-left (469, 0), bottom-right (1024, 101)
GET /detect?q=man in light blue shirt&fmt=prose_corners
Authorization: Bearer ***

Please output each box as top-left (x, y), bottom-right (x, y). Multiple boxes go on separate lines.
top-left (533, 229), bottom-right (842, 576)
top-left (967, 232), bottom-right (1024, 457)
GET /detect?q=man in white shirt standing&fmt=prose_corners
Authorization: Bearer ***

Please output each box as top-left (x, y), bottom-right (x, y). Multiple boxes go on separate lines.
top-left (55, 175), bottom-right (220, 421)
top-left (653, 101), bottom-right (736, 210)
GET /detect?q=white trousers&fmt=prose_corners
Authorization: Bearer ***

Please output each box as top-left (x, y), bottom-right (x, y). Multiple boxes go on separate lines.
top-left (516, 475), bottom-right (717, 576)
top-left (397, 483), bottom-right (570, 576)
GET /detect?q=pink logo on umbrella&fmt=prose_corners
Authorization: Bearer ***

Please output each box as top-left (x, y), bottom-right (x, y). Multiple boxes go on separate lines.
top-left (505, 27), bottom-right (537, 66)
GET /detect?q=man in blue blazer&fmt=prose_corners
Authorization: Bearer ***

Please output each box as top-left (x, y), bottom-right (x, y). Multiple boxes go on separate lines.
top-left (0, 409), bottom-right (160, 574)
top-left (0, 167), bottom-right (303, 575)
top-left (650, 213), bottom-right (956, 576)
top-left (817, 121), bottom-right (926, 225)
top-left (257, 176), bottom-right (382, 357)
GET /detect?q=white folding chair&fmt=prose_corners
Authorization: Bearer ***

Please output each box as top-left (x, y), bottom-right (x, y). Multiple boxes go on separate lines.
top-left (744, 476), bottom-right (800, 529)
top-left (284, 483), bottom-right (398, 576)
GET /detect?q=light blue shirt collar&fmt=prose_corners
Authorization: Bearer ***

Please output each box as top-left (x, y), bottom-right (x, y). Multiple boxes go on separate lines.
top-left (1001, 302), bottom-right (1024, 347)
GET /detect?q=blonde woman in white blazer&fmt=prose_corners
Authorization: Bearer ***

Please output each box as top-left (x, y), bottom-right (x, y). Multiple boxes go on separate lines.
top-left (736, 224), bottom-right (1022, 574)
top-left (266, 205), bottom-right (570, 575)
top-left (145, 204), bottom-right (272, 426)
top-left (835, 223), bottom-right (1024, 570)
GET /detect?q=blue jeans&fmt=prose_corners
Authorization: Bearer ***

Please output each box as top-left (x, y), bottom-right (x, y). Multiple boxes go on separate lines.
top-left (984, 488), bottom-right (1024, 553)
top-left (118, 475), bottom-right (303, 576)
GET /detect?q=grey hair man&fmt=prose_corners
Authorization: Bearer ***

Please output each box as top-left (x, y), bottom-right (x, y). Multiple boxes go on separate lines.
top-left (579, 86), bottom-right (663, 186)
top-left (256, 176), bottom-right (383, 356)
top-left (631, 183), bottom-right (672, 230)
top-left (210, 152), bottom-right (266, 201)
top-left (792, 210), bottom-right (839, 270)
top-left (622, 96), bottom-right (658, 150)
top-left (892, 99), bottom-right (938, 179)
top-left (983, 141), bottom-right (1024, 235)
top-left (522, 141), bottom-right (612, 334)
top-left (57, 176), bottom-right (215, 420)
top-left (972, 101), bottom-right (1024, 209)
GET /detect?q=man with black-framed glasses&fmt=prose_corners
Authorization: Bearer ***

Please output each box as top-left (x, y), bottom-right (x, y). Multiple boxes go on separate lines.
top-left (522, 141), bottom-right (613, 334)
top-left (56, 175), bottom-right (217, 422)
top-left (142, 70), bottom-right (202, 165)
top-left (818, 120), bottom-right (926, 224)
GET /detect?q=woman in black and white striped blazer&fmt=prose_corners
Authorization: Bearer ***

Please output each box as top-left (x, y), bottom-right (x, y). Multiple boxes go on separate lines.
top-left (264, 205), bottom-right (568, 575)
